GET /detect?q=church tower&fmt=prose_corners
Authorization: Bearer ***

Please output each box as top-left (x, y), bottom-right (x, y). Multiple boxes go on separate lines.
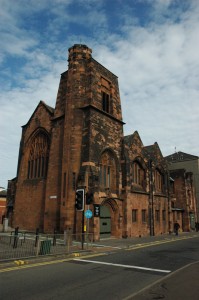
top-left (45, 44), bottom-right (125, 237)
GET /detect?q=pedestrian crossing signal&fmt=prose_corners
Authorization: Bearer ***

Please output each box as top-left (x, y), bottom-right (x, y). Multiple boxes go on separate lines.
top-left (75, 189), bottom-right (84, 211)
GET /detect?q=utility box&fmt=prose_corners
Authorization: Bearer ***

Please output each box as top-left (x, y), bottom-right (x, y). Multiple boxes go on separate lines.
top-left (39, 240), bottom-right (51, 255)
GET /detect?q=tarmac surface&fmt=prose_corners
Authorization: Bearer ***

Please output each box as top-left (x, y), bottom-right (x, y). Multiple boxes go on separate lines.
top-left (1, 226), bottom-right (199, 299)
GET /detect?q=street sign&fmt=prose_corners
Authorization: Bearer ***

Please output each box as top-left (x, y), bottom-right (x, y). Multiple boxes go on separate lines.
top-left (94, 204), bottom-right (100, 217)
top-left (85, 209), bottom-right (92, 219)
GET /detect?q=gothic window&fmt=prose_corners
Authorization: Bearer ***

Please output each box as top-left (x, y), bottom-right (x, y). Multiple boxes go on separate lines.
top-left (154, 169), bottom-right (163, 192)
top-left (132, 161), bottom-right (145, 187)
top-left (99, 151), bottom-right (116, 191)
top-left (27, 132), bottom-right (49, 179)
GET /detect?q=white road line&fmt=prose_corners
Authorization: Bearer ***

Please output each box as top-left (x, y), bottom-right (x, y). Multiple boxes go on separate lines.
top-left (74, 258), bottom-right (171, 273)
top-left (92, 243), bottom-right (122, 249)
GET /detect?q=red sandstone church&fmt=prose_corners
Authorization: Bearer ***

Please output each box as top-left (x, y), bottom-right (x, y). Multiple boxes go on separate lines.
top-left (7, 44), bottom-right (187, 240)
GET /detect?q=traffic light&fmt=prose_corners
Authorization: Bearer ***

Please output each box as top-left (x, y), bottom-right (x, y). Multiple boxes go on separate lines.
top-left (75, 189), bottom-right (84, 211)
top-left (86, 191), bottom-right (93, 205)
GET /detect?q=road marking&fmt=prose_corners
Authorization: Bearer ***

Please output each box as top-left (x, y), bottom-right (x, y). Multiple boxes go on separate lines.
top-left (92, 243), bottom-right (122, 249)
top-left (74, 258), bottom-right (171, 273)
top-left (0, 253), bottom-right (105, 273)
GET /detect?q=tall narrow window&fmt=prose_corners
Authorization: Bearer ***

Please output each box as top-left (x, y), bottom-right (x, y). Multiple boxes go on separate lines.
top-left (132, 209), bottom-right (137, 222)
top-left (132, 161), bottom-right (145, 187)
top-left (155, 169), bottom-right (163, 192)
top-left (101, 77), bottom-right (111, 114)
top-left (27, 132), bottom-right (49, 179)
top-left (162, 210), bottom-right (166, 221)
top-left (155, 210), bottom-right (160, 222)
top-left (99, 151), bottom-right (116, 191)
top-left (102, 92), bottom-right (110, 113)
top-left (142, 209), bottom-right (146, 223)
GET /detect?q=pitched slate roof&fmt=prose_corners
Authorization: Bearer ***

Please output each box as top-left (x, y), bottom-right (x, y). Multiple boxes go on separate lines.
top-left (0, 189), bottom-right (7, 196)
top-left (165, 151), bottom-right (198, 162)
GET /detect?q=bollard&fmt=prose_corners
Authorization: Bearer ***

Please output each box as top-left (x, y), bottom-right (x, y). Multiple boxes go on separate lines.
top-left (64, 230), bottom-right (67, 246)
top-left (35, 228), bottom-right (39, 247)
top-left (53, 229), bottom-right (56, 246)
top-left (13, 227), bottom-right (19, 248)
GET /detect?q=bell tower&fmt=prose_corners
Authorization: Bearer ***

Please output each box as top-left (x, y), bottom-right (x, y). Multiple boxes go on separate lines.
top-left (50, 44), bottom-right (124, 236)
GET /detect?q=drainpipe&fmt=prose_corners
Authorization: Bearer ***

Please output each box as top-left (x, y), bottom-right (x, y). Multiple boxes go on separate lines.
top-left (149, 159), bottom-right (154, 236)
top-left (167, 171), bottom-right (172, 234)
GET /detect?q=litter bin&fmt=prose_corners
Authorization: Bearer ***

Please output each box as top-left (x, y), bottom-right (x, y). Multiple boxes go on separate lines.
top-left (39, 240), bottom-right (51, 255)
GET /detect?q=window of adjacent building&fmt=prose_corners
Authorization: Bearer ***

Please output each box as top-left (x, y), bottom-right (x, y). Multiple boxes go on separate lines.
top-left (132, 161), bottom-right (145, 187)
top-left (142, 209), bottom-right (147, 223)
top-left (132, 209), bottom-right (137, 222)
top-left (27, 132), bottom-right (49, 179)
top-left (99, 151), bottom-right (116, 191)
top-left (155, 210), bottom-right (160, 222)
top-left (155, 169), bottom-right (163, 192)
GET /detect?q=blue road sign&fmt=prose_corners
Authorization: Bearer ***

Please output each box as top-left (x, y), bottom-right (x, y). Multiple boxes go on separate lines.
top-left (85, 209), bottom-right (93, 219)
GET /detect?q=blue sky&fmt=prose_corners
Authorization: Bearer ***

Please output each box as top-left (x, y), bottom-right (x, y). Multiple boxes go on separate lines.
top-left (0, 0), bottom-right (199, 188)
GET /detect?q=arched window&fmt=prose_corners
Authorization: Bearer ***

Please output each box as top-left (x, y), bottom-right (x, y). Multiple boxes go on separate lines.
top-left (99, 151), bottom-right (116, 191)
top-left (27, 132), bottom-right (50, 179)
top-left (132, 161), bottom-right (145, 187)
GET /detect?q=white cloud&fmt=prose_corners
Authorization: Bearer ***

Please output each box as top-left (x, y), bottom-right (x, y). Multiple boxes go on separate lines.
top-left (0, 0), bottom-right (199, 188)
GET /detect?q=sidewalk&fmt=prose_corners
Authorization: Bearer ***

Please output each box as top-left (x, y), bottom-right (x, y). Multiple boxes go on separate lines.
top-left (131, 261), bottom-right (199, 300)
top-left (92, 231), bottom-right (199, 250)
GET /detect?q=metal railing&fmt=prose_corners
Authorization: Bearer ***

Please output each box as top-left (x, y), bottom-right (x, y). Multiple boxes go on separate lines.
top-left (0, 231), bottom-right (94, 261)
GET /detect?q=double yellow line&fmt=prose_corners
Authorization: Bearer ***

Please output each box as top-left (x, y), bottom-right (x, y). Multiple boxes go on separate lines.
top-left (126, 234), bottom-right (198, 251)
top-left (0, 253), bottom-right (104, 273)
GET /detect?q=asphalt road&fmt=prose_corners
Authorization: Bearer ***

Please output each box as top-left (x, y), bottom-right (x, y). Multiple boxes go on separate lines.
top-left (1, 235), bottom-right (199, 300)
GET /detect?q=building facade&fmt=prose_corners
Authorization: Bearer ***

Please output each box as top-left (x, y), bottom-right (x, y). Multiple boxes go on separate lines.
top-left (9, 44), bottom-right (170, 239)
top-left (165, 151), bottom-right (199, 225)
top-left (0, 189), bottom-right (7, 223)
top-left (169, 169), bottom-right (197, 232)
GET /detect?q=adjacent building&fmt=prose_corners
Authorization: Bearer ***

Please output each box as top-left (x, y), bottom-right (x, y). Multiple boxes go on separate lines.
top-left (168, 169), bottom-right (197, 232)
top-left (0, 188), bottom-right (7, 223)
top-left (165, 151), bottom-right (199, 230)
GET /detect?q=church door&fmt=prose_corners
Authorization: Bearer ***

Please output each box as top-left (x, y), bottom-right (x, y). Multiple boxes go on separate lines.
top-left (100, 205), bottom-right (111, 237)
